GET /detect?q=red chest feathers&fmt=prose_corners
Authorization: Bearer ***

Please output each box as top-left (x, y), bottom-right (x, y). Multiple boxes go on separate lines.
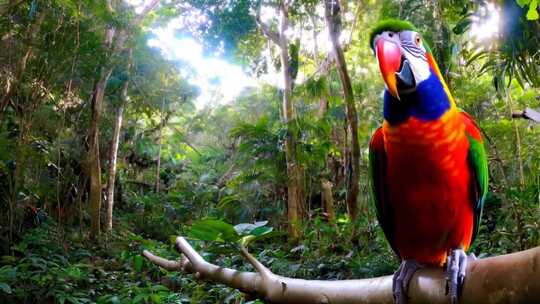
top-left (382, 110), bottom-right (475, 265)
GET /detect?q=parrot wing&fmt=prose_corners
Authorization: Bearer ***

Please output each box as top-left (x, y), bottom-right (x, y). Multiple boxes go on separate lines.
top-left (369, 127), bottom-right (399, 256)
top-left (461, 111), bottom-right (489, 244)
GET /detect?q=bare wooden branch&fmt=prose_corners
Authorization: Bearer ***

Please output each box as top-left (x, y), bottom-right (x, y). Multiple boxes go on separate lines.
top-left (256, 15), bottom-right (280, 45)
top-left (144, 236), bottom-right (540, 304)
top-left (132, 0), bottom-right (160, 27)
top-left (143, 250), bottom-right (183, 271)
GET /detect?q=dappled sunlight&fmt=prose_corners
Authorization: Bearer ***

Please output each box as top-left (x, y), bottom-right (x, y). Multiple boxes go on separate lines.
top-left (1, 1), bottom-right (538, 303)
top-left (148, 19), bottom-right (257, 109)
top-left (470, 2), bottom-right (500, 42)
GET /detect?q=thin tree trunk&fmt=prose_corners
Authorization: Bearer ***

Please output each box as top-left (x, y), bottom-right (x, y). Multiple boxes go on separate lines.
top-left (257, 1), bottom-right (304, 239)
top-left (77, 176), bottom-right (87, 235)
top-left (324, 0), bottom-right (360, 221)
top-left (105, 49), bottom-right (131, 233)
top-left (155, 98), bottom-right (165, 193)
top-left (8, 120), bottom-right (25, 244)
top-left (279, 3), bottom-right (304, 240)
top-left (309, 14), bottom-right (330, 118)
top-left (87, 0), bottom-right (160, 239)
top-left (311, 15), bottom-right (338, 226)
top-left (88, 68), bottom-right (113, 237)
top-left (504, 91), bottom-right (525, 189)
top-left (321, 179), bottom-right (336, 226)
top-left (105, 104), bottom-right (124, 232)
top-left (56, 107), bottom-right (66, 235)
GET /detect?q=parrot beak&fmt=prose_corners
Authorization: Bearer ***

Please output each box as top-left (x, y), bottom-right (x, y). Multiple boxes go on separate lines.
top-left (375, 38), bottom-right (417, 99)
top-left (376, 38), bottom-right (401, 99)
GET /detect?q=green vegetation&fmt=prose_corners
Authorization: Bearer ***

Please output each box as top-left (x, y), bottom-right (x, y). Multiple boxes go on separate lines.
top-left (0, 0), bottom-right (538, 303)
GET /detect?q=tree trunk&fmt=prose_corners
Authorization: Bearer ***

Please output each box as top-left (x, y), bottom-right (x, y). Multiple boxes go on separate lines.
top-left (88, 68), bottom-right (113, 238)
top-left (321, 179), bottom-right (336, 226)
top-left (257, 2), bottom-right (304, 239)
top-left (8, 119), bottom-right (26, 244)
top-left (105, 48), bottom-right (132, 232)
top-left (324, 0), bottom-right (360, 221)
top-left (145, 237), bottom-right (540, 304)
top-left (105, 101), bottom-right (125, 232)
top-left (278, 3), bottom-right (304, 240)
top-left (309, 14), bottom-right (330, 118)
top-left (87, 0), bottom-right (160, 239)
top-left (155, 98), bottom-right (166, 193)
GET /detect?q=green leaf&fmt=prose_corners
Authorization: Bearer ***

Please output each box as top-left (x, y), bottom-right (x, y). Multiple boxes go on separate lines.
top-left (1, 256), bottom-right (16, 264)
top-left (133, 255), bottom-right (144, 272)
top-left (250, 226), bottom-right (273, 237)
top-left (0, 265), bottom-right (17, 280)
top-left (152, 285), bottom-right (169, 292)
top-left (150, 294), bottom-right (163, 303)
top-left (516, 0), bottom-right (531, 7)
top-left (240, 229), bottom-right (281, 247)
top-left (65, 266), bottom-right (82, 279)
top-left (452, 17), bottom-right (472, 35)
top-left (0, 282), bottom-right (11, 294)
top-left (527, 1), bottom-right (539, 20)
top-left (234, 221), bottom-right (268, 235)
top-left (133, 293), bottom-right (148, 304)
top-left (189, 219), bottom-right (240, 242)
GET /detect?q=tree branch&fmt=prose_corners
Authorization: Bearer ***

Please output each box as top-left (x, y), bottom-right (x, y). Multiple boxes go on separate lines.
top-left (143, 250), bottom-right (183, 271)
top-left (144, 236), bottom-right (540, 304)
top-left (132, 0), bottom-right (160, 27)
top-left (255, 7), bottom-right (280, 45)
top-left (512, 107), bottom-right (540, 123)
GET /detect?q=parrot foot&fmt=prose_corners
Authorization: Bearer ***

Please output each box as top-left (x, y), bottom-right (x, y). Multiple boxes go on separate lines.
top-left (445, 249), bottom-right (476, 304)
top-left (393, 260), bottom-right (421, 304)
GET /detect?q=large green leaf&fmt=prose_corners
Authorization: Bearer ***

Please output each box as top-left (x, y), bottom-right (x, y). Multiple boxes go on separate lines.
top-left (189, 219), bottom-right (240, 242)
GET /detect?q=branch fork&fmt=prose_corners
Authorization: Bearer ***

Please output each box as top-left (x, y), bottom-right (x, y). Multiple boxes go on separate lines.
top-left (144, 237), bottom-right (540, 304)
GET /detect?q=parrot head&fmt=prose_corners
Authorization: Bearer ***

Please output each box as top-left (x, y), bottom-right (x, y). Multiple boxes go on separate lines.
top-left (370, 19), bottom-right (447, 100)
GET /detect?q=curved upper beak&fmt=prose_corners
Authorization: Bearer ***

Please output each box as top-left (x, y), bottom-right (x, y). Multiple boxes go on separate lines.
top-left (375, 38), bottom-right (402, 99)
top-left (375, 38), bottom-right (418, 99)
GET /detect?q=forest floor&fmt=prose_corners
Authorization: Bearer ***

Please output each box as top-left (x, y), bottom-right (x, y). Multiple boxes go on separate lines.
top-left (0, 205), bottom-right (399, 304)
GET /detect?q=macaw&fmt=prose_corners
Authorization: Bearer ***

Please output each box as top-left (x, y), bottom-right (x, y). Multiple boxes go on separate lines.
top-left (368, 19), bottom-right (488, 304)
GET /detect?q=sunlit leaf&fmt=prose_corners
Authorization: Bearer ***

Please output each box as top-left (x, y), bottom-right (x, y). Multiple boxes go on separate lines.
top-left (516, 0), bottom-right (531, 8)
top-left (526, 1), bottom-right (539, 20)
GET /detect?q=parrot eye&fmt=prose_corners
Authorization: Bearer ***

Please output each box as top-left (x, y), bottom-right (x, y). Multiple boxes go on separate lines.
top-left (388, 32), bottom-right (394, 38)
top-left (415, 35), bottom-right (421, 46)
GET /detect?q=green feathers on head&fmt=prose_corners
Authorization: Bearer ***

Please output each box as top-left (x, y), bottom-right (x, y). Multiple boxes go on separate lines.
top-left (369, 19), bottom-right (418, 50)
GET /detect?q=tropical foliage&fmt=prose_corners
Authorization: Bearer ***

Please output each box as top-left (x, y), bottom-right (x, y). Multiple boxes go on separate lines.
top-left (0, 0), bottom-right (538, 303)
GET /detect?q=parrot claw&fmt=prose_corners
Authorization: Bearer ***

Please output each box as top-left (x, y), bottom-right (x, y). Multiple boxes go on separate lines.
top-left (393, 260), bottom-right (421, 304)
top-left (445, 249), bottom-right (475, 304)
